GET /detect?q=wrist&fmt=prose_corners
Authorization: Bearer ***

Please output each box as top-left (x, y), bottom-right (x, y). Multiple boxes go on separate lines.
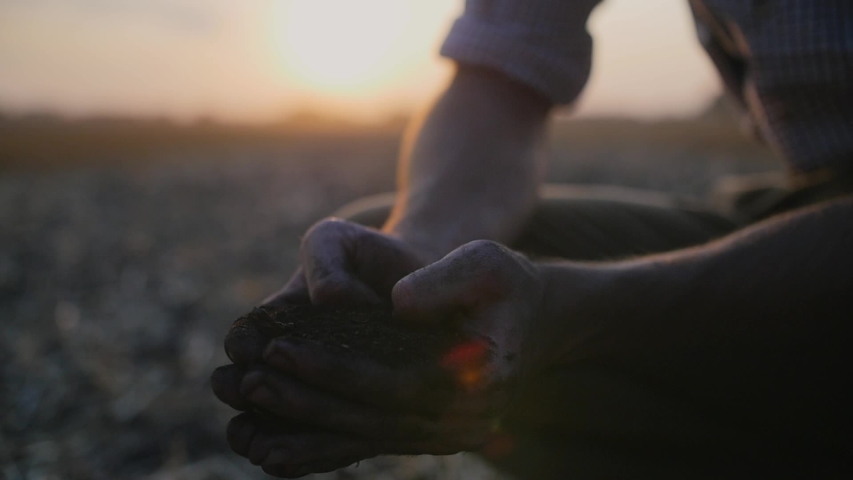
top-left (534, 262), bottom-right (634, 369)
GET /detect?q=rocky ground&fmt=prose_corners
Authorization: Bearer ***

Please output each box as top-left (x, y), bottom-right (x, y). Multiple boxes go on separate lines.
top-left (1, 126), bottom-right (778, 480)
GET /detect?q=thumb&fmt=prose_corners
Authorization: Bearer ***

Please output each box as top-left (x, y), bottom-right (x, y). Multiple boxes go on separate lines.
top-left (301, 219), bottom-right (383, 306)
top-left (392, 240), bottom-right (509, 324)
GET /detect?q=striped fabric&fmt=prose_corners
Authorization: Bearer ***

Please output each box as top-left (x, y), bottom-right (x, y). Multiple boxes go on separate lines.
top-left (440, 0), bottom-right (853, 172)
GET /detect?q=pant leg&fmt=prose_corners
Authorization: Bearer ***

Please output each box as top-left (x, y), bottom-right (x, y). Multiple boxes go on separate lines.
top-left (334, 185), bottom-right (739, 260)
top-left (513, 184), bottom-right (737, 259)
top-left (712, 168), bottom-right (853, 223)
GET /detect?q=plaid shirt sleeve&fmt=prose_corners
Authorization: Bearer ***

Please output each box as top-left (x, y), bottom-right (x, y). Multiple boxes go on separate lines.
top-left (440, 0), bottom-right (603, 104)
top-left (443, 0), bottom-right (853, 172)
top-left (689, 0), bottom-right (853, 172)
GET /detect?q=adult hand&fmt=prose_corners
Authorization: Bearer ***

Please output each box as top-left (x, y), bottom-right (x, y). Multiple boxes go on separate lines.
top-left (264, 217), bottom-right (434, 307)
top-left (221, 217), bottom-right (434, 365)
top-left (215, 240), bottom-right (549, 477)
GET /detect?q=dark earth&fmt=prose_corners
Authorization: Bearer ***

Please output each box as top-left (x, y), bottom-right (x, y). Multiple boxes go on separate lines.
top-left (225, 305), bottom-right (463, 367)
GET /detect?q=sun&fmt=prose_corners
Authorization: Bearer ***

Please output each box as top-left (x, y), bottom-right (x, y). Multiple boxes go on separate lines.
top-left (271, 0), bottom-right (413, 95)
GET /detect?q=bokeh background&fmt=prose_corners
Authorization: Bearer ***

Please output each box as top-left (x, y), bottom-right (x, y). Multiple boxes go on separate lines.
top-left (1, 1), bottom-right (780, 479)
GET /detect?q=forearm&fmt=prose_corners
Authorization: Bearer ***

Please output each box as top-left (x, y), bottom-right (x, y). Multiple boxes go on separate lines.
top-left (383, 65), bottom-right (553, 258)
top-left (538, 197), bottom-right (853, 442)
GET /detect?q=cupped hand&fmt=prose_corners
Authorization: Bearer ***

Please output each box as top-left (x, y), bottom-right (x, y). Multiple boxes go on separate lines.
top-left (223, 217), bottom-right (434, 364)
top-left (265, 217), bottom-right (434, 307)
top-left (214, 240), bottom-right (549, 476)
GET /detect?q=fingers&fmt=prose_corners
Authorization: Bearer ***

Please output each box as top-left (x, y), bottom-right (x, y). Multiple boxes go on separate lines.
top-left (262, 457), bottom-right (364, 478)
top-left (228, 412), bottom-right (493, 477)
top-left (227, 412), bottom-right (259, 457)
top-left (224, 311), bottom-right (274, 366)
top-left (228, 413), bottom-right (316, 462)
top-left (227, 268), bottom-right (311, 367)
top-left (232, 416), bottom-right (382, 478)
top-left (300, 218), bottom-right (426, 306)
top-left (215, 336), bottom-right (509, 427)
top-left (211, 364), bottom-right (252, 411)
top-left (239, 367), bottom-right (452, 440)
top-left (301, 219), bottom-right (383, 306)
top-left (221, 237), bottom-right (532, 477)
top-left (262, 338), bottom-right (455, 414)
top-left (261, 217), bottom-right (429, 310)
top-left (250, 430), bottom-right (375, 468)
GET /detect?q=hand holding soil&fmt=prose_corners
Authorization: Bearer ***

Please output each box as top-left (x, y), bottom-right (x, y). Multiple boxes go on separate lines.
top-left (261, 218), bottom-right (433, 308)
top-left (212, 230), bottom-right (548, 478)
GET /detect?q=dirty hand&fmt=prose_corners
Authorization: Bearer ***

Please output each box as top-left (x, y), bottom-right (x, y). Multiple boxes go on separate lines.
top-left (263, 217), bottom-right (434, 307)
top-left (213, 240), bottom-right (548, 477)
top-left (216, 217), bottom-right (435, 366)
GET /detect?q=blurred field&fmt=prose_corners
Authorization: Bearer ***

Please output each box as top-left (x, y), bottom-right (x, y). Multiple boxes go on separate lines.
top-left (1, 108), bottom-right (780, 479)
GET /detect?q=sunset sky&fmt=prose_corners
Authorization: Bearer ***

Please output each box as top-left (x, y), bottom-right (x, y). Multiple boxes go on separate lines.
top-left (0, 0), bottom-right (722, 123)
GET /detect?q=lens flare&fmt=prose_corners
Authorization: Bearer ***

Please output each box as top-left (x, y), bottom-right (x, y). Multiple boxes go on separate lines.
top-left (441, 339), bottom-right (490, 391)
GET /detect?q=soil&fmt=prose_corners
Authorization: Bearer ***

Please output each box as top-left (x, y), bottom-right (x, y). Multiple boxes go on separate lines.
top-left (225, 304), bottom-right (463, 367)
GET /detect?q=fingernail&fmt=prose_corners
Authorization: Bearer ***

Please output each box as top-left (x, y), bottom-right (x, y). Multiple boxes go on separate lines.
top-left (240, 370), bottom-right (265, 397)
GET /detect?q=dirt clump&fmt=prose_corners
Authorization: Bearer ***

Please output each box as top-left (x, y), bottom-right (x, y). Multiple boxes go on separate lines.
top-left (225, 304), bottom-right (463, 367)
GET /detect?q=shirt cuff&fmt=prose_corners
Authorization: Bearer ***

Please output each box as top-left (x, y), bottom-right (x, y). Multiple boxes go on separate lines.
top-left (440, 15), bottom-right (594, 105)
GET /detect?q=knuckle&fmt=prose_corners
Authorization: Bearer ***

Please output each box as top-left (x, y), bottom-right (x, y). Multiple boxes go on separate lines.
top-left (466, 240), bottom-right (536, 287)
top-left (391, 277), bottom-right (417, 311)
top-left (303, 218), bottom-right (348, 245)
top-left (458, 240), bottom-right (515, 286)
top-left (465, 240), bottom-right (512, 270)
top-left (316, 217), bottom-right (348, 232)
top-left (464, 239), bottom-right (506, 259)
